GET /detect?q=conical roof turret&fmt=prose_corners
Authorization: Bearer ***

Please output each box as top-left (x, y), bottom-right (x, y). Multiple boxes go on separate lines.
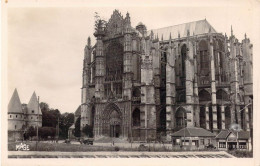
top-left (27, 91), bottom-right (42, 115)
top-left (8, 89), bottom-right (23, 113)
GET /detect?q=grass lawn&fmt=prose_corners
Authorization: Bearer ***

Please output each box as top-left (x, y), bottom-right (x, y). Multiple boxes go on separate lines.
top-left (227, 150), bottom-right (253, 158)
top-left (9, 141), bottom-right (233, 153)
top-left (8, 141), bottom-right (117, 152)
top-left (8, 141), bottom-right (179, 152)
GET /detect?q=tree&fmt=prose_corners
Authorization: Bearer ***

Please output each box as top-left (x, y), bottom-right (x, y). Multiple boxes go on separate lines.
top-left (59, 113), bottom-right (74, 139)
top-left (27, 126), bottom-right (36, 140)
top-left (74, 116), bottom-right (81, 138)
top-left (42, 108), bottom-right (61, 128)
top-left (40, 102), bottom-right (49, 111)
top-left (82, 124), bottom-right (93, 138)
top-left (38, 127), bottom-right (56, 140)
top-left (94, 12), bottom-right (107, 31)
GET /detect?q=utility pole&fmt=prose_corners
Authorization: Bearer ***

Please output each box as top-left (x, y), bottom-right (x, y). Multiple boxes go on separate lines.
top-left (36, 96), bottom-right (40, 151)
top-left (183, 112), bottom-right (186, 147)
top-left (56, 116), bottom-right (59, 143)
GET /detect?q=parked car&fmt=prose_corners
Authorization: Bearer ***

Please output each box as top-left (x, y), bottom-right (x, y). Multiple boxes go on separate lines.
top-left (205, 144), bottom-right (216, 149)
top-left (80, 138), bottom-right (94, 145)
top-left (64, 139), bottom-right (71, 144)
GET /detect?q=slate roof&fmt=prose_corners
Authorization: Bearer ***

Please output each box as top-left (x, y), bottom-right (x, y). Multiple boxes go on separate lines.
top-left (148, 19), bottom-right (217, 40)
top-left (27, 91), bottom-right (42, 115)
top-left (8, 89), bottom-right (23, 113)
top-left (215, 130), bottom-right (250, 140)
top-left (75, 105), bottom-right (81, 116)
top-left (171, 127), bottom-right (216, 137)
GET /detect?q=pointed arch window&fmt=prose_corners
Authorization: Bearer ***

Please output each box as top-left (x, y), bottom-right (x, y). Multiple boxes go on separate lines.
top-left (180, 45), bottom-right (186, 86)
top-left (175, 108), bottom-right (187, 128)
top-left (199, 40), bottom-right (209, 70)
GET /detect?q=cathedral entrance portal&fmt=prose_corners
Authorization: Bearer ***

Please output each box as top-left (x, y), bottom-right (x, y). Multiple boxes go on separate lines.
top-left (103, 103), bottom-right (122, 138)
top-left (110, 124), bottom-right (120, 138)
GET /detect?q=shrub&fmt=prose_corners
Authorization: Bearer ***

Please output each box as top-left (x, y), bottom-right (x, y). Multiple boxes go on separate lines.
top-left (227, 150), bottom-right (253, 158)
top-left (114, 146), bottom-right (120, 151)
top-left (138, 144), bottom-right (148, 151)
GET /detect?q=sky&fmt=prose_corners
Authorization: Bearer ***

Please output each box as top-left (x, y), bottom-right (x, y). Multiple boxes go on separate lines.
top-left (6, 2), bottom-right (259, 114)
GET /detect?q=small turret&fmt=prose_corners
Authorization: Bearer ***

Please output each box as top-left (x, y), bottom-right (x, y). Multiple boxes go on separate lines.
top-left (84, 36), bottom-right (92, 65)
top-left (124, 12), bottom-right (132, 34)
top-left (8, 89), bottom-right (25, 132)
top-left (136, 22), bottom-right (147, 36)
top-left (8, 89), bottom-right (23, 114)
top-left (27, 92), bottom-right (42, 115)
top-left (27, 91), bottom-right (42, 128)
top-left (87, 37), bottom-right (91, 48)
top-left (161, 34), bottom-right (164, 41)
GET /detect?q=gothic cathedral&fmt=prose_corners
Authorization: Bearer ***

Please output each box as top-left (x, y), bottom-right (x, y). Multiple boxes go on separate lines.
top-left (80, 10), bottom-right (253, 141)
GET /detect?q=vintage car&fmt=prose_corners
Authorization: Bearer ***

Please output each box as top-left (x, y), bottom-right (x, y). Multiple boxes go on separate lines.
top-left (80, 138), bottom-right (94, 145)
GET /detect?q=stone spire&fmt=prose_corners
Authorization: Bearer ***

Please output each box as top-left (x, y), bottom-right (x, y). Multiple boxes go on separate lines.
top-left (87, 37), bottom-right (91, 47)
top-left (8, 89), bottom-right (23, 113)
top-left (231, 25), bottom-right (233, 36)
top-left (27, 91), bottom-right (42, 115)
top-left (151, 30), bottom-right (154, 40)
top-left (187, 29), bottom-right (190, 37)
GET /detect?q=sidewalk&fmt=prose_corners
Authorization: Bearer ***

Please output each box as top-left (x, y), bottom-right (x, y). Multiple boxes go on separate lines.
top-left (8, 151), bottom-right (235, 158)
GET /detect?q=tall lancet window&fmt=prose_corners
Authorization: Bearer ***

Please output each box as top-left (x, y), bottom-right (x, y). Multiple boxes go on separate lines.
top-left (198, 40), bottom-right (210, 85)
top-left (180, 44), bottom-right (186, 87)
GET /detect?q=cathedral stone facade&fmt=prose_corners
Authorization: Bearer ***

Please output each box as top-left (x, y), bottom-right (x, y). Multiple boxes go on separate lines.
top-left (80, 10), bottom-right (253, 141)
top-left (8, 89), bottom-right (42, 141)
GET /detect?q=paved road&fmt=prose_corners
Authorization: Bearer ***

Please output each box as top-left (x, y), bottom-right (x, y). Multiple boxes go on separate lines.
top-left (8, 151), bottom-right (235, 158)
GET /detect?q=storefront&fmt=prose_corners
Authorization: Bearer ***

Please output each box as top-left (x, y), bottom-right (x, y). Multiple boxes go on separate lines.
top-left (215, 130), bottom-right (251, 151)
top-left (171, 127), bottom-right (216, 150)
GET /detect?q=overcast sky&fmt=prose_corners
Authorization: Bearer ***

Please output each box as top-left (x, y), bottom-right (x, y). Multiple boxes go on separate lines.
top-left (7, 3), bottom-right (258, 114)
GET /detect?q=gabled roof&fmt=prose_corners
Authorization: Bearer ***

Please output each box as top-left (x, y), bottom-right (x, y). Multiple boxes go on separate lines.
top-left (75, 105), bottom-right (81, 116)
top-left (8, 89), bottom-right (23, 113)
top-left (216, 130), bottom-right (250, 140)
top-left (171, 127), bottom-right (216, 137)
top-left (27, 91), bottom-right (42, 115)
top-left (149, 19), bottom-right (217, 40)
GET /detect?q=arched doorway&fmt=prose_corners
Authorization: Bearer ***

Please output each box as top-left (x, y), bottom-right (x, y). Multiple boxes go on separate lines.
top-left (175, 107), bottom-right (187, 128)
top-left (132, 108), bottom-right (140, 126)
top-left (103, 103), bottom-right (122, 138)
top-left (88, 106), bottom-right (95, 137)
top-left (132, 108), bottom-right (141, 140)
top-left (199, 89), bottom-right (211, 130)
top-left (90, 106), bottom-right (95, 127)
top-left (158, 108), bottom-right (166, 135)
